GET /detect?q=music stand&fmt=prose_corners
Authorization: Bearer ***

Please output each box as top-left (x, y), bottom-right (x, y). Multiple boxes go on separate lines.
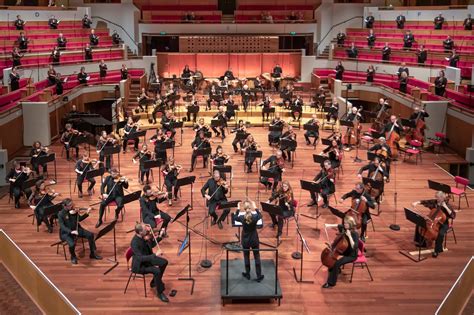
top-left (399, 208), bottom-right (428, 262)
top-left (427, 180), bottom-right (451, 195)
top-left (328, 205), bottom-right (346, 220)
top-left (143, 159), bottom-right (162, 187)
top-left (103, 145), bottom-right (121, 172)
top-left (292, 215), bottom-right (313, 283)
top-left (259, 169), bottom-right (280, 195)
top-left (321, 138), bottom-right (332, 146)
top-left (260, 202), bottom-right (284, 248)
top-left (300, 180), bottom-right (322, 224)
top-left (43, 203), bottom-right (62, 221)
top-left (176, 176), bottom-right (196, 209)
top-left (73, 135), bottom-right (90, 156)
top-left (173, 204), bottom-right (195, 294)
top-left (281, 139), bottom-right (297, 167)
top-left (157, 140), bottom-right (175, 158)
top-left (35, 153), bottom-right (57, 182)
top-left (116, 120), bottom-right (127, 134)
top-left (170, 121), bottom-right (184, 146)
top-left (95, 219), bottom-right (119, 274)
top-left (22, 176), bottom-right (41, 191)
top-left (313, 154), bottom-right (326, 166)
top-left (86, 167), bottom-right (105, 185)
top-left (129, 130), bottom-right (147, 143)
top-left (268, 124), bottom-right (282, 132)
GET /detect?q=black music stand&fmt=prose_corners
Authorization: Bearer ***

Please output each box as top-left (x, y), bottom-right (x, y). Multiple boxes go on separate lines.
top-left (260, 202), bottom-right (284, 248)
top-left (244, 150), bottom-right (262, 174)
top-left (86, 167), bottom-right (105, 185)
top-left (22, 176), bottom-right (41, 191)
top-left (259, 169), bottom-right (279, 194)
top-left (399, 208), bottom-right (428, 262)
top-left (143, 159), bottom-right (162, 187)
top-left (176, 176), bottom-right (196, 209)
top-left (103, 145), bottom-right (121, 172)
top-left (73, 135), bottom-right (90, 156)
top-left (292, 215), bottom-right (313, 283)
top-left (321, 138), bottom-right (332, 146)
top-left (427, 180), bottom-right (451, 195)
top-left (116, 120), bottom-right (127, 134)
top-left (43, 203), bottom-right (62, 222)
top-left (268, 124), bottom-right (282, 133)
top-left (35, 153), bottom-right (57, 182)
top-left (173, 204), bottom-right (195, 294)
top-left (300, 180), bottom-right (322, 224)
top-left (157, 140), bottom-right (175, 158)
top-left (95, 219), bottom-right (119, 274)
top-left (281, 139), bottom-right (297, 167)
top-left (129, 130), bottom-right (147, 143)
top-left (328, 205), bottom-right (346, 220)
top-left (170, 121), bottom-right (184, 146)
top-left (313, 154), bottom-right (326, 166)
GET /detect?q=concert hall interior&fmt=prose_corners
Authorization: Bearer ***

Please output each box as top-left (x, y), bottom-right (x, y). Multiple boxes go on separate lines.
top-left (0, 0), bottom-right (473, 314)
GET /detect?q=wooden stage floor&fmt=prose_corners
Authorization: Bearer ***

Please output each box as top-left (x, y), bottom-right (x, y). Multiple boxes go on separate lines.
top-left (0, 126), bottom-right (472, 315)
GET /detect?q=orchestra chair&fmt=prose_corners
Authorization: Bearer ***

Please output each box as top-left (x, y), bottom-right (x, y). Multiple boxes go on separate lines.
top-left (51, 238), bottom-right (85, 261)
top-left (105, 200), bottom-right (125, 222)
top-left (123, 247), bottom-right (148, 298)
top-left (361, 129), bottom-right (376, 149)
top-left (334, 152), bottom-right (344, 179)
top-left (444, 218), bottom-right (457, 248)
top-left (428, 132), bottom-right (447, 154)
top-left (322, 119), bottom-right (336, 131)
top-left (403, 140), bottom-right (423, 164)
top-left (283, 200), bottom-right (298, 236)
top-left (73, 178), bottom-right (95, 197)
top-left (450, 176), bottom-right (469, 210)
top-left (349, 240), bottom-right (374, 283)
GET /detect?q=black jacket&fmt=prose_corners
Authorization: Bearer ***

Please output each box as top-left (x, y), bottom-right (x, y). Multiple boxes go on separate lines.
top-left (235, 210), bottom-right (261, 247)
top-left (58, 208), bottom-right (89, 239)
top-left (101, 175), bottom-right (129, 196)
top-left (130, 234), bottom-right (161, 274)
top-left (201, 178), bottom-right (227, 203)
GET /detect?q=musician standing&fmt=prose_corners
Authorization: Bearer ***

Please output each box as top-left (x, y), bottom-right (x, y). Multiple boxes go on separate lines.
top-left (120, 64), bottom-right (129, 80)
top-left (280, 125), bottom-right (297, 162)
top-left (340, 183), bottom-right (375, 241)
top-left (78, 67), bottom-right (89, 84)
top-left (201, 170), bottom-right (230, 229)
top-left (291, 95), bottom-right (303, 121)
top-left (99, 59), bottom-right (108, 79)
top-left (51, 46), bottom-right (61, 66)
top-left (235, 199), bottom-right (264, 282)
top-left (58, 198), bottom-right (102, 265)
top-left (447, 49), bottom-right (460, 68)
top-left (6, 161), bottom-right (32, 208)
top-left (464, 13), bottom-right (472, 30)
top-left (271, 64), bottom-right (283, 91)
top-left (140, 185), bottom-right (171, 233)
top-left (304, 114), bottom-right (320, 145)
top-left (190, 131), bottom-right (211, 172)
top-left (308, 160), bottom-right (335, 208)
top-left (96, 168), bottom-right (129, 227)
top-left (260, 150), bottom-right (285, 191)
top-left (416, 45), bottom-right (427, 65)
top-left (18, 31), bottom-right (28, 52)
top-left (396, 13), bottom-right (406, 29)
top-left (335, 61), bottom-right (344, 80)
top-left (207, 85), bottom-right (221, 110)
top-left (82, 14), bottom-right (92, 28)
top-left (14, 15), bottom-right (25, 30)
top-left (84, 44), bottom-right (93, 62)
top-left (74, 154), bottom-right (97, 198)
top-left (399, 71), bottom-right (408, 94)
top-left (186, 95), bottom-right (199, 123)
top-left (434, 70), bottom-right (447, 96)
top-left (122, 117), bottom-right (140, 153)
top-left (434, 13), bottom-right (445, 30)
top-left (347, 42), bottom-right (358, 59)
top-left (57, 33), bottom-right (67, 50)
top-left (382, 43), bottom-right (391, 62)
top-left (261, 96), bottom-right (273, 122)
top-left (89, 29), bottom-right (99, 46)
top-left (367, 29), bottom-right (376, 48)
top-left (413, 191), bottom-right (455, 258)
top-left (267, 181), bottom-right (295, 239)
top-left (403, 30), bottom-right (415, 50)
top-left (12, 47), bottom-right (23, 68)
top-left (365, 12), bottom-right (374, 28)
top-left (336, 31), bottom-right (346, 47)
top-left (241, 84), bottom-right (252, 112)
top-left (181, 65), bottom-right (194, 85)
top-left (326, 97), bottom-right (339, 122)
top-left (163, 158), bottom-right (181, 205)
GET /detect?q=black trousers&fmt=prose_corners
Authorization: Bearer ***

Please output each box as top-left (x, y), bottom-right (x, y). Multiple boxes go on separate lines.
top-left (243, 241), bottom-right (262, 277)
top-left (32, 162), bottom-right (48, 175)
top-left (245, 156), bottom-right (256, 171)
top-left (98, 195), bottom-right (124, 222)
top-left (262, 111), bottom-right (270, 121)
top-left (291, 110), bottom-right (301, 120)
top-left (208, 201), bottom-right (230, 223)
top-left (304, 131), bottom-right (318, 144)
top-left (414, 222), bottom-right (449, 253)
top-left (148, 211), bottom-right (172, 231)
top-left (212, 126), bottom-right (226, 138)
top-left (143, 256), bottom-right (168, 294)
top-left (164, 178), bottom-right (179, 199)
top-left (10, 185), bottom-right (22, 207)
top-left (139, 166), bottom-right (150, 182)
top-left (61, 228), bottom-right (96, 258)
top-left (99, 152), bottom-right (111, 170)
top-left (260, 176), bottom-right (279, 191)
top-left (310, 187), bottom-right (333, 205)
top-left (191, 153), bottom-right (208, 170)
top-left (232, 138), bottom-right (244, 152)
top-left (122, 136), bottom-right (139, 152)
top-left (65, 144), bottom-right (79, 160)
top-left (34, 205), bottom-right (53, 229)
top-left (326, 113), bottom-right (338, 122)
top-left (242, 99), bottom-right (249, 112)
top-left (327, 255), bottom-right (356, 286)
top-left (270, 209), bottom-right (294, 236)
top-left (76, 176), bottom-right (96, 194)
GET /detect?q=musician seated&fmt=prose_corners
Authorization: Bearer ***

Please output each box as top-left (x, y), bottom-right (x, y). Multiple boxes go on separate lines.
top-left (112, 30), bottom-right (121, 45)
top-left (162, 158), bottom-right (182, 205)
top-left (57, 33), bottom-right (67, 50)
top-left (323, 139), bottom-right (342, 169)
top-left (60, 123), bottom-right (80, 160)
top-left (133, 144), bottom-right (153, 185)
top-left (260, 150), bottom-right (285, 191)
top-left (280, 85), bottom-right (293, 109)
top-left (267, 181), bottom-right (295, 239)
top-left (291, 95), bottom-right (303, 121)
top-left (140, 185), bottom-right (171, 234)
top-left (280, 126), bottom-right (297, 162)
top-left (340, 183), bottom-right (376, 241)
top-left (326, 97), bottom-right (339, 122)
top-left (97, 131), bottom-right (116, 171)
top-left (131, 223), bottom-right (169, 302)
top-left (59, 199), bottom-right (102, 265)
top-left (190, 131), bottom-right (211, 172)
top-left (303, 115), bottom-right (320, 145)
top-left (322, 216), bottom-right (359, 288)
top-left (183, 11), bottom-right (196, 22)
top-left (357, 157), bottom-right (388, 199)
top-left (122, 117), bottom-right (140, 153)
top-left (29, 180), bottom-right (59, 233)
top-left (231, 120), bottom-right (247, 152)
top-left (308, 160), bottom-right (335, 208)
top-left (30, 141), bottom-right (49, 175)
top-left (268, 114), bottom-right (284, 145)
top-left (261, 96), bottom-right (273, 121)
top-left (137, 88), bottom-right (151, 112)
top-left (211, 145), bottom-right (230, 167)
top-left (202, 170), bottom-right (230, 229)
top-left (412, 191), bottom-right (456, 258)
top-left (48, 15), bottom-right (59, 29)
top-left (243, 135), bottom-right (259, 173)
top-left (224, 95), bottom-right (236, 120)
top-left (96, 168), bottom-right (129, 228)
top-left (368, 137), bottom-right (392, 174)
top-left (410, 107), bottom-right (429, 125)
top-left (434, 70), bottom-right (447, 96)
top-left (207, 85), bottom-right (221, 110)
top-left (193, 118), bottom-right (211, 139)
top-left (212, 106), bottom-right (228, 139)
top-left (6, 162), bottom-right (32, 208)
top-left (235, 199), bottom-right (264, 282)
top-left (223, 68), bottom-right (235, 81)
top-left (161, 111), bottom-right (176, 139)
top-left (75, 154), bottom-right (98, 198)
top-left (150, 129), bottom-right (170, 164)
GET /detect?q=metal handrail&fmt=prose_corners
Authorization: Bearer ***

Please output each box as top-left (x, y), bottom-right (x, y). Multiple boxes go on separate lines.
top-left (317, 16), bottom-right (363, 55)
top-left (92, 15), bottom-right (139, 52)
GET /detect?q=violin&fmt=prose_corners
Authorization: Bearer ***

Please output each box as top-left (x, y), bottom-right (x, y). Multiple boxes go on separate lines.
top-left (146, 189), bottom-right (167, 201)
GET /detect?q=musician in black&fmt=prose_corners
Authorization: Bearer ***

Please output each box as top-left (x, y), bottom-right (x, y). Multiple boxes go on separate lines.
top-left (57, 33), bottom-right (67, 50)
top-left (235, 200), bottom-right (264, 282)
top-left (150, 129), bottom-right (170, 164)
top-left (366, 65), bottom-right (375, 82)
top-left (410, 106), bottom-right (429, 127)
top-left (162, 158), bottom-right (181, 205)
top-left (29, 180), bottom-right (58, 233)
top-left (140, 185), bottom-right (171, 232)
top-left (30, 141), bottom-right (49, 175)
top-left (224, 95), bottom-right (236, 120)
top-left (230, 120), bottom-right (246, 152)
top-left (323, 139), bottom-right (342, 169)
top-left (335, 61), bottom-right (344, 80)
top-left (447, 49), bottom-right (460, 68)
top-left (48, 15), bottom-right (59, 29)
top-left (54, 73), bottom-right (64, 95)
top-left (96, 168), bottom-right (129, 227)
top-left (82, 14), bottom-right (92, 28)
top-left (46, 65), bottom-right (57, 86)
top-left (60, 123), bottom-right (80, 160)
top-left (367, 29), bottom-right (376, 48)
top-left (399, 71), bottom-right (408, 94)
top-left (322, 216), bottom-right (359, 288)
top-left (304, 114), bottom-right (320, 145)
top-left (327, 97), bottom-right (339, 122)
top-left (396, 13), bottom-right (406, 29)
top-left (201, 170), bottom-right (230, 229)
top-left (291, 95), bottom-right (303, 121)
top-left (122, 116), bottom-right (140, 152)
top-left (6, 161), bottom-right (32, 208)
top-left (137, 88), bottom-right (151, 112)
top-left (165, 83), bottom-right (179, 109)
top-left (207, 85), bottom-right (221, 110)
top-left (347, 42), bottom-right (358, 59)
top-left (336, 31), bottom-right (346, 47)
top-left (108, 29), bottom-right (119, 45)
top-left (280, 85), bottom-right (293, 109)
top-left (12, 47), bottom-right (23, 68)
top-left (59, 199), bottom-right (102, 265)
top-left (267, 181), bottom-right (294, 238)
top-left (242, 135), bottom-right (259, 173)
top-left (368, 137), bottom-right (392, 174)
top-left (181, 65), bottom-right (194, 85)
top-left (9, 67), bottom-right (20, 92)
top-left (434, 13), bottom-right (445, 30)
top-left (133, 144), bottom-right (153, 185)
top-left (75, 154), bottom-right (97, 198)
top-left (98, 59), bottom-right (108, 79)
top-left (434, 70), bottom-right (447, 96)
top-left (365, 12), bottom-right (374, 28)
top-left (280, 125), bottom-right (297, 162)
top-left (190, 131), bottom-right (211, 172)
top-left (89, 29), bottom-right (99, 46)
top-left (340, 182), bottom-right (375, 241)
top-left (464, 14), bottom-right (472, 30)
top-left (382, 43), bottom-right (391, 62)
top-left (241, 84), bottom-right (251, 112)
top-left (161, 111), bottom-right (176, 139)
top-left (82, 45), bottom-right (92, 63)
top-left (17, 32), bottom-right (28, 52)
top-left (223, 68), bottom-right (235, 81)
top-left (416, 45), bottom-right (427, 65)
top-left (272, 63), bottom-right (283, 80)
top-left (403, 30), bottom-right (415, 49)
top-left (254, 76), bottom-right (265, 98)
top-left (78, 67), bottom-right (89, 84)
top-left (358, 157), bottom-right (388, 198)
top-left (443, 36), bottom-right (454, 53)
top-left (413, 191), bottom-right (455, 258)
top-left (96, 131), bottom-right (116, 171)
top-left (120, 64), bottom-right (128, 80)
top-left (267, 114), bottom-right (283, 146)
top-left (51, 46), bottom-right (60, 65)
top-left (397, 62), bottom-right (409, 79)
top-left (130, 222), bottom-right (169, 302)
top-left (308, 160), bottom-right (335, 208)
top-left (259, 95), bottom-right (272, 121)
top-left (212, 106), bottom-right (228, 139)
top-left (260, 150), bottom-right (285, 191)
top-left (193, 118), bottom-right (210, 139)
top-left (14, 15), bottom-right (25, 30)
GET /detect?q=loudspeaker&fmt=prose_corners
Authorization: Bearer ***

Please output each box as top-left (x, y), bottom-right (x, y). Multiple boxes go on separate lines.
top-left (0, 149), bottom-right (8, 186)
top-left (466, 147), bottom-right (474, 185)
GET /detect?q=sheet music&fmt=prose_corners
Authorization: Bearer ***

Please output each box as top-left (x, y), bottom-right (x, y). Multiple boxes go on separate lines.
top-left (233, 211), bottom-right (263, 226)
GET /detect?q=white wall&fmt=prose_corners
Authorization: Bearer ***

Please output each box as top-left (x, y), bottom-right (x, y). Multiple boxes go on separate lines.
top-left (364, 5), bottom-right (473, 23)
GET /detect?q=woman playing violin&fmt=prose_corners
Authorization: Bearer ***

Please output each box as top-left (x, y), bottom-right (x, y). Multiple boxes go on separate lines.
top-left (29, 179), bottom-right (59, 233)
top-left (133, 144), bottom-right (154, 185)
top-left (260, 149), bottom-right (285, 191)
top-left (163, 157), bottom-right (182, 206)
top-left (211, 145), bottom-right (230, 167)
top-left (267, 181), bottom-right (295, 239)
top-left (308, 160), bottom-right (335, 208)
top-left (60, 123), bottom-right (81, 160)
top-left (242, 135), bottom-right (259, 173)
top-left (122, 117), bottom-right (140, 153)
top-left (74, 153), bottom-right (99, 198)
top-left (97, 131), bottom-right (117, 171)
top-left (322, 215), bottom-right (359, 288)
top-left (30, 141), bottom-right (49, 175)
top-left (322, 139), bottom-right (342, 169)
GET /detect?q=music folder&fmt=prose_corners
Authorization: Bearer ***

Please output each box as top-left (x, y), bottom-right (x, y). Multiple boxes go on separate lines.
top-left (232, 211), bottom-right (263, 228)
top-left (176, 176), bottom-right (196, 187)
top-left (143, 159), bottom-right (162, 170)
top-left (260, 202), bottom-right (284, 217)
top-left (103, 145), bottom-right (121, 157)
top-left (300, 179), bottom-right (320, 193)
top-left (313, 154), bottom-right (326, 165)
top-left (35, 153), bottom-right (56, 165)
top-left (86, 167), bottom-right (105, 180)
top-left (213, 165), bottom-right (231, 174)
top-left (321, 138), bottom-right (332, 146)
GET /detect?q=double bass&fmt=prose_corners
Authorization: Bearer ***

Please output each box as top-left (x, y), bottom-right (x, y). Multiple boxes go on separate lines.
top-left (321, 231), bottom-right (349, 268)
top-left (344, 109), bottom-right (362, 146)
top-left (406, 106), bottom-right (426, 143)
top-left (371, 100), bottom-right (390, 131)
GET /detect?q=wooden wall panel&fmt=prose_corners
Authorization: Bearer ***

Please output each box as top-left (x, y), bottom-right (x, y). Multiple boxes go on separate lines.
top-left (0, 115), bottom-right (24, 159)
top-left (446, 113), bottom-right (473, 157)
top-left (179, 36), bottom-right (279, 53)
top-left (196, 53), bottom-right (230, 78)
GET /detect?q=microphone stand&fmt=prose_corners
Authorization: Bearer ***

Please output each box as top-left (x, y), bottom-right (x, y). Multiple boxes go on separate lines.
top-left (389, 159), bottom-right (400, 231)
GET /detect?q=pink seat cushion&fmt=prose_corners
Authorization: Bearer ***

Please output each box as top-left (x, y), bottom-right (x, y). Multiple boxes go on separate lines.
top-left (406, 149), bottom-right (420, 154)
top-left (429, 139), bottom-right (442, 145)
top-left (450, 187), bottom-right (465, 195)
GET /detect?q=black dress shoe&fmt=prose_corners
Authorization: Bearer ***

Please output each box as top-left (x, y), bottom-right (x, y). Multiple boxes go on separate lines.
top-left (71, 257), bottom-right (78, 265)
top-left (242, 272), bottom-right (250, 280)
top-left (90, 253), bottom-right (103, 260)
top-left (210, 219), bottom-right (216, 226)
top-left (217, 221), bottom-right (223, 230)
top-left (432, 251), bottom-right (438, 258)
top-left (95, 221), bottom-right (102, 228)
top-left (307, 200), bottom-right (317, 207)
top-left (322, 203), bottom-right (328, 209)
top-left (150, 280), bottom-right (156, 288)
top-left (158, 293), bottom-right (169, 303)
top-left (255, 275), bottom-right (265, 282)
top-left (322, 283), bottom-right (333, 289)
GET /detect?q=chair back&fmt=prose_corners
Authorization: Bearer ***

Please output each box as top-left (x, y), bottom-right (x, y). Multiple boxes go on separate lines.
top-left (435, 132), bottom-right (446, 139)
top-left (454, 176), bottom-right (469, 189)
top-left (409, 140), bottom-right (422, 148)
top-left (125, 247), bottom-right (134, 263)
top-left (357, 240), bottom-right (366, 257)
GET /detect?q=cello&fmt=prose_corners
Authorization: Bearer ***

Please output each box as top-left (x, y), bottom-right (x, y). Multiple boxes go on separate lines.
top-left (371, 100), bottom-right (390, 131)
top-left (416, 201), bottom-right (451, 241)
top-left (345, 194), bottom-right (367, 229)
top-left (344, 108), bottom-right (362, 146)
top-left (364, 165), bottom-right (385, 201)
top-left (321, 231), bottom-right (349, 269)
